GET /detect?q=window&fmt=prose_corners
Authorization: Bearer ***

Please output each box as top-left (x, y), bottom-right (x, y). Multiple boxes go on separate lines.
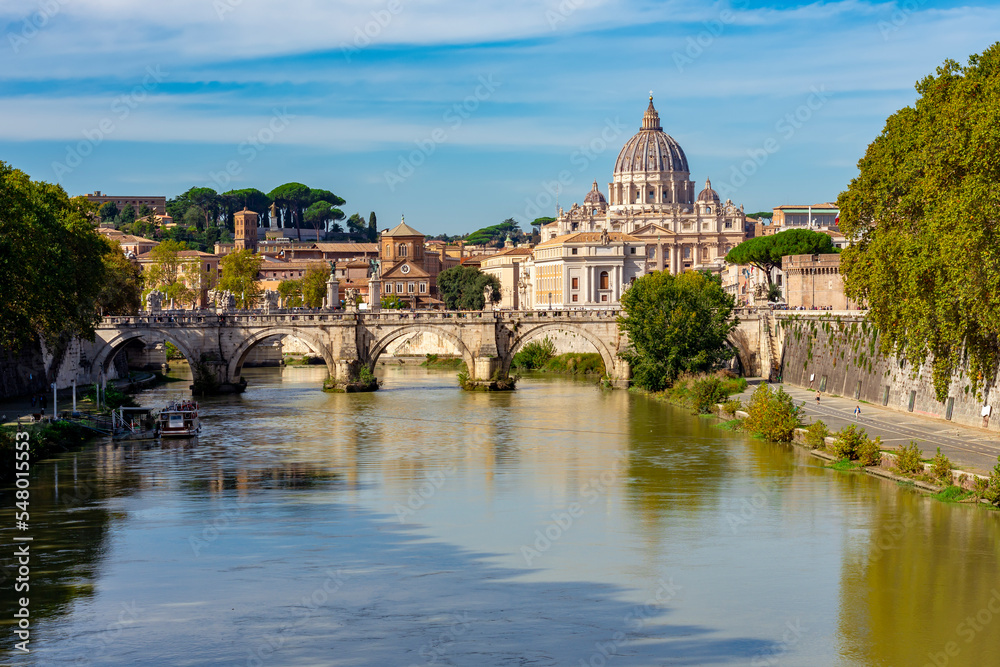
top-left (648, 247), bottom-right (656, 258)
top-left (396, 282), bottom-right (404, 293)
top-left (385, 244), bottom-right (391, 255)
top-left (572, 294), bottom-right (578, 302)
top-left (683, 247), bottom-right (691, 259)
top-left (600, 271), bottom-right (609, 290)
top-left (385, 283), bottom-right (392, 293)
top-left (630, 247), bottom-right (636, 254)
top-left (725, 221), bottom-right (732, 229)
top-left (601, 294), bottom-right (608, 302)
top-left (419, 282), bottom-right (427, 293)
top-left (571, 248), bottom-right (578, 255)
top-left (398, 244), bottom-right (407, 257)
top-left (408, 282), bottom-right (415, 293)
top-left (571, 277), bottom-right (579, 289)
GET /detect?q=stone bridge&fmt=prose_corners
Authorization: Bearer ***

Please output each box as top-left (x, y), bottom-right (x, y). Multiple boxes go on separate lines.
top-left (84, 310), bottom-right (634, 393)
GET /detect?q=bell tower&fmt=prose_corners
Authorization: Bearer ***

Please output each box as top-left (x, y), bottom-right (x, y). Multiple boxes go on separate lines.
top-left (234, 208), bottom-right (259, 253)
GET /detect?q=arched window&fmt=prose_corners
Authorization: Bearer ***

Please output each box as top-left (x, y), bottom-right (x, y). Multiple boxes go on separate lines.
top-left (600, 271), bottom-right (609, 290)
top-left (398, 244), bottom-right (407, 257)
top-left (385, 244), bottom-right (391, 255)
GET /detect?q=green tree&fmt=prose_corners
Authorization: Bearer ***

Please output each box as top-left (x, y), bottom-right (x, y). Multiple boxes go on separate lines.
top-left (618, 271), bottom-right (738, 391)
top-left (268, 182), bottom-right (312, 241)
top-left (98, 201), bottom-right (119, 221)
top-left (465, 219), bottom-right (523, 247)
top-left (436, 265), bottom-right (501, 310)
top-left (0, 163), bottom-right (109, 350)
top-left (838, 43), bottom-right (1000, 401)
top-left (368, 211), bottom-right (378, 242)
top-left (96, 239), bottom-right (143, 315)
top-left (346, 212), bottom-right (366, 239)
top-left (381, 294), bottom-right (405, 309)
top-left (277, 279), bottom-right (303, 308)
top-left (137, 203), bottom-right (155, 219)
top-left (301, 263), bottom-right (331, 308)
top-left (218, 249), bottom-right (263, 309)
top-left (143, 239), bottom-right (191, 306)
top-left (725, 229), bottom-right (835, 289)
top-left (187, 187), bottom-right (218, 229)
top-left (304, 200), bottom-right (345, 238)
top-left (117, 204), bottom-right (136, 226)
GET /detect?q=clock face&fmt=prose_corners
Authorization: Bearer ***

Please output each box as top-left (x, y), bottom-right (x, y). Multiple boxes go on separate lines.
top-left (401, 264), bottom-right (410, 274)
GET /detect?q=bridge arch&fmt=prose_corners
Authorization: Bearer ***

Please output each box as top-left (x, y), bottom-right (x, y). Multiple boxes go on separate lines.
top-left (502, 322), bottom-right (619, 378)
top-left (92, 329), bottom-right (199, 377)
top-left (367, 325), bottom-right (476, 373)
top-left (227, 327), bottom-right (334, 381)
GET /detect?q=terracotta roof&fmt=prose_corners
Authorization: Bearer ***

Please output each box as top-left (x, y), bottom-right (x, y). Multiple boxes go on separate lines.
top-left (535, 232), bottom-right (642, 248)
top-left (382, 220), bottom-right (425, 237)
top-left (485, 247), bottom-right (533, 259)
top-left (136, 249), bottom-right (217, 259)
top-left (312, 242), bottom-right (379, 252)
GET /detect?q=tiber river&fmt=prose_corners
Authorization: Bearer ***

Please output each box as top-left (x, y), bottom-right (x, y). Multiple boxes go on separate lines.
top-left (2, 365), bottom-right (1000, 666)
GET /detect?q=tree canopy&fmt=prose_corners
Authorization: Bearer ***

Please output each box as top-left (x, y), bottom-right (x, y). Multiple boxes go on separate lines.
top-left (724, 229), bottom-right (835, 287)
top-left (218, 249), bottom-right (263, 309)
top-left (464, 219), bottom-right (525, 247)
top-left (618, 271), bottom-right (738, 391)
top-left (838, 43), bottom-right (1000, 400)
top-left (436, 266), bottom-right (501, 310)
top-left (0, 162), bottom-right (128, 350)
top-left (301, 264), bottom-right (330, 308)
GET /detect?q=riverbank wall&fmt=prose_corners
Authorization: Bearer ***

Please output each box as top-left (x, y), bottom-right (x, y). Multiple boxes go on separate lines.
top-left (0, 337), bottom-right (128, 400)
top-left (774, 312), bottom-right (999, 432)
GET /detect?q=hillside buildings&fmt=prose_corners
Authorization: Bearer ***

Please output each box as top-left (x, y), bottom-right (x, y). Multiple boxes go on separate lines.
top-left (86, 191), bottom-right (166, 216)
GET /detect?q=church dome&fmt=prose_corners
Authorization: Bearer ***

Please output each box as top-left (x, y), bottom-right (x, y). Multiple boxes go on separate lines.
top-left (613, 96), bottom-right (689, 175)
top-left (697, 177), bottom-right (720, 202)
top-left (584, 180), bottom-right (607, 205)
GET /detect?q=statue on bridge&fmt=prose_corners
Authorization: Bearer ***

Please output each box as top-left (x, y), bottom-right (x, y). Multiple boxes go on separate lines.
top-left (145, 290), bottom-right (163, 313)
top-left (344, 287), bottom-right (360, 311)
top-left (209, 289), bottom-right (237, 313)
top-left (262, 289), bottom-right (280, 313)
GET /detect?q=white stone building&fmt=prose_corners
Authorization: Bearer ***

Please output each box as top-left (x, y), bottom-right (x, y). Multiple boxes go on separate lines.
top-left (531, 230), bottom-right (644, 310)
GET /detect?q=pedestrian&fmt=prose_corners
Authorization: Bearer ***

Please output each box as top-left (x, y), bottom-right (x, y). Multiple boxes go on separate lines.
top-left (854, 405), bottom-right (861, 418)
top-left (815, 391), bottom-right (821, 404)
top-left (30, 395), bottom-right (36, 408)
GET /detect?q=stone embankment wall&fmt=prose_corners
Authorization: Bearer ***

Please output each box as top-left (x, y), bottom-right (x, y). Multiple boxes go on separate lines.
top-left (0, 337), bottom-right (128, 399)
top-left (777, 313), bottom-right (998, 431)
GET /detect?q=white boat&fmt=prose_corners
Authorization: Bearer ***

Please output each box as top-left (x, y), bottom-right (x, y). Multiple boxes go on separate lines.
top-left (158, 400), bottom-right (201, 437)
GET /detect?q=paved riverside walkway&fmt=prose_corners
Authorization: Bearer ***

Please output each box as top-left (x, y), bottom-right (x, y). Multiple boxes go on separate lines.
top-left (731, 380), bottom-right (1000, 475)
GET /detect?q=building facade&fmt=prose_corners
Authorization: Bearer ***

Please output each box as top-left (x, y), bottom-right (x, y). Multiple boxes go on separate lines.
top-left (234, 208), bottom-right (259, 253)
top-left (532, 230), bottom-right (644, 309)
top-left (541, 96), bottom-right (747, 275)
top-left (86, 191), bottom-right (167, 216)
top-left (481, 243), bottom-right (533, 310)
top-left (771, 203), bottom-right (839, 229)
top-left (783, 253), bottom-right (858, 310)
top-left (379, 218), bottom-right (438, 308)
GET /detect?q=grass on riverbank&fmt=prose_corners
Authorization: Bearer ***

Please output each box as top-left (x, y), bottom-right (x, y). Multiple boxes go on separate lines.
top-left (421, 354), bottom-right (467, 370)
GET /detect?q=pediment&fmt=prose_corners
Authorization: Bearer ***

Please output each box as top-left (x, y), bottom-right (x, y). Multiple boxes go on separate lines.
top-left (382, 261), bottom-right (430, 279)
top-left (631, 223), bottom-right (675, 237)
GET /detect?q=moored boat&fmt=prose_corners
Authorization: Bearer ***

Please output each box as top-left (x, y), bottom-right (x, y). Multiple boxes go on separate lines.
top-left (159, 400), bottom-right (201, 437)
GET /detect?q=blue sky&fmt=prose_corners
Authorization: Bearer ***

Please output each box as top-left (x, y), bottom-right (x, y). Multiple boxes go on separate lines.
top-left (1, 0), bottom-right (998, 235)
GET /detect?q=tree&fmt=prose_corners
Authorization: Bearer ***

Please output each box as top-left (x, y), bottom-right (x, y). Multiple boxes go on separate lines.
top-left (277, 279), bottom-right (303, 308)
top-left (530, 216), bottom-right (555, 228)
top-left (218, 249), bottom-right (263, 309)
top-left (143, 239), bottom-right (191, 306)
top-left (96, 239), bottom-right (143, 315)
top-left (117, 204), bottom-right (136, 226)
top-left (368, 211), bottom-right (378, 242)
top-left (0, 163), bottom-right (109, 351)
top-left (838, 43), bottom-right (1000, 401)
top-left (183, 205), bottom-right (205, 229)
top-left (465, 219), bottom-right (523, 247)
top-left (268, 183), bottom-right (312, 241)
top-left (304, 200), bottom-right (345, 238)
top-left (187, 187), bottom-right (219, 229)
top-left (618, 270), bottom-right (738, 391)
top-left (724, 229), bottom-right (835, 288)
top-left (98, 201), bottom-right (119, 221)
top-left (346, 212), bottom-right (366, 238)
top-left (138, 203), bottom-right (155, 219)
top-left (381, 294), bottom-right (405, 309)
top-left (301, 264), bottom-right (331, 308)
top-left (436, 265), bottom-right (501, 310)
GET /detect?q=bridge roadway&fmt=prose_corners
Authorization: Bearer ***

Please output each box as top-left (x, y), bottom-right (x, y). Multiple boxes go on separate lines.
top-left (88, 309), bottom-right (636, 393)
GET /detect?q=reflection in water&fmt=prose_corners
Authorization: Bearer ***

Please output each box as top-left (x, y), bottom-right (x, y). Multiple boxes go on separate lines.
top-left (0, 364), bottom-right (997, 665)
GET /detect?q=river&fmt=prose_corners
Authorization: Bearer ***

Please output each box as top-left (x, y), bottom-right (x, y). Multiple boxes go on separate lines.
top-left (2, 365), bottom-right (999, 666)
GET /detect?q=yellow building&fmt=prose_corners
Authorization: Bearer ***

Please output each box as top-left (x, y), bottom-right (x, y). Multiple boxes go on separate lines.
top-left (481, 242), bottom-right (533, 310)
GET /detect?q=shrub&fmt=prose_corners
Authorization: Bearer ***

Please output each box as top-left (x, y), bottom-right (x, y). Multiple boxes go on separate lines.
top-left (742, 384), bottom-right (801, 442)
top-left (544, 353), bottom-right (605, 375)
top-left (722, 399), bottom-right (742, 415)
top-left (512, 337), bottom-right (555, 370)
top-left (857, 436), bottom-right (883, 467)
top-left (930, 448), bottom-right (953, 483)
top-left (986, 456), bottom-right (1000, 508)
top-left (832, 424), bottom-right (867, 460)
top-left (893, 441), bottom-right (924, 475)
top-left (691, 376), bottom-right (728, 414)
top-left (804, 420), bottom-right (830, 448)
top-left (972, 476), bottom-right (990, 502)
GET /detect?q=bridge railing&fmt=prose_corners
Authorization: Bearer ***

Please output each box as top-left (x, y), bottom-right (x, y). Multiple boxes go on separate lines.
top-left (100, 308), bottom-right (626, 327)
